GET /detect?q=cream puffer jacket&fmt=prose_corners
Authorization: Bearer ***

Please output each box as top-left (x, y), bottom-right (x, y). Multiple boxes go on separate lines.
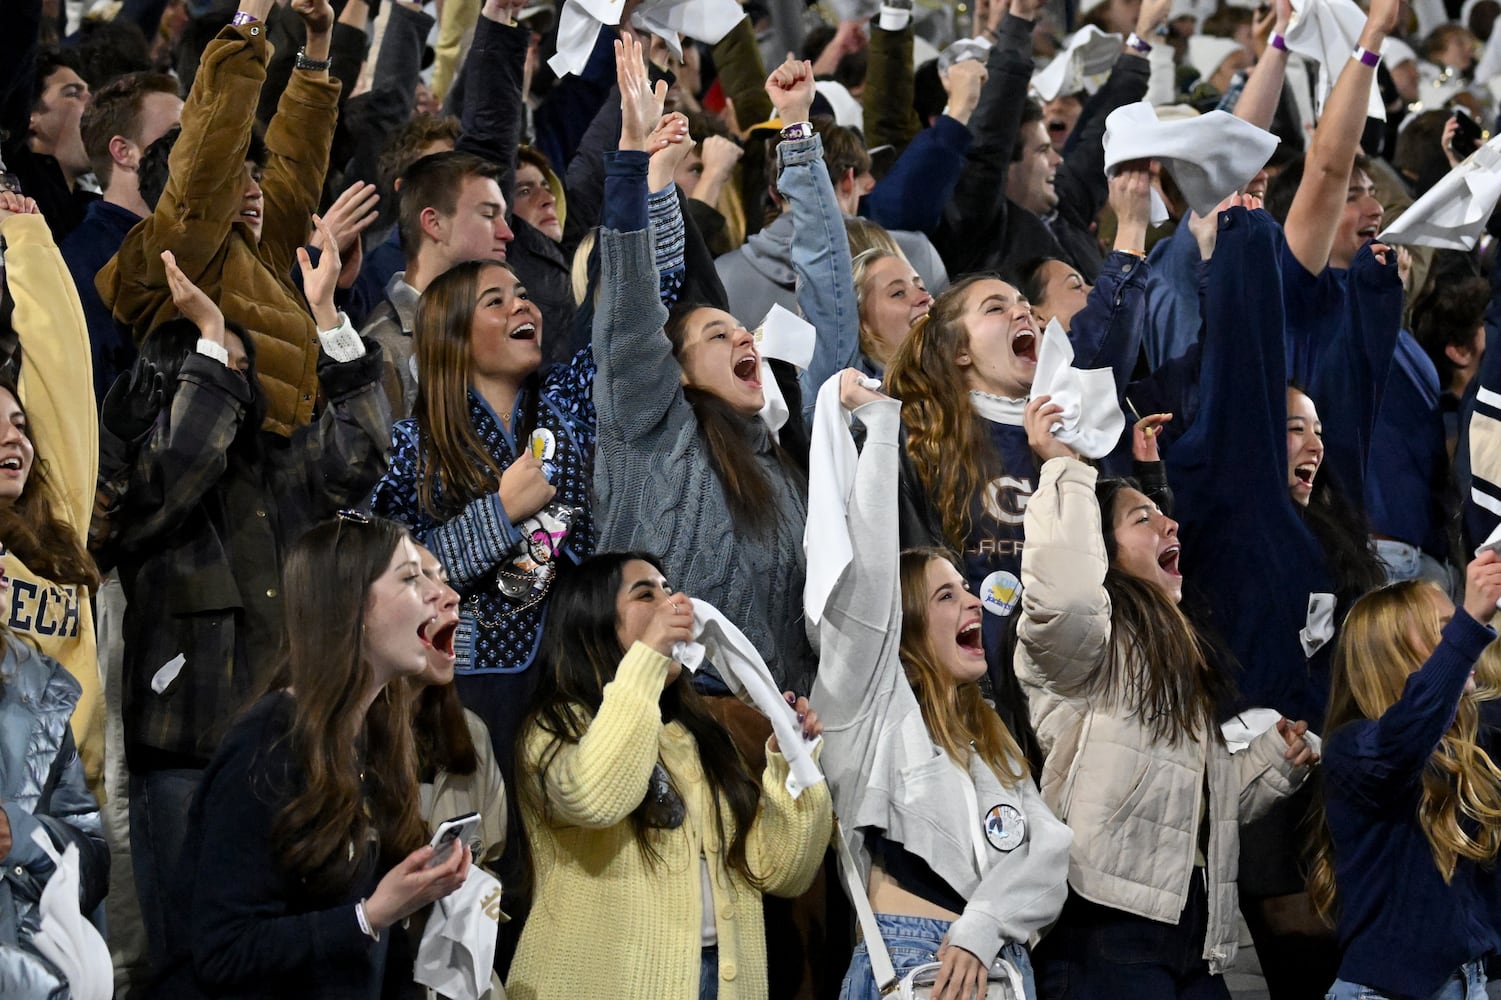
top-left (1016, 458), bottom-right (1315, 974)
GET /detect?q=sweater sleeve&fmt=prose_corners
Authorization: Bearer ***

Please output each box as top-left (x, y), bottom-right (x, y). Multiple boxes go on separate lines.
top-left (592, 227), bottom-right (679, 444)
top-left (745, 748), bottom-right (834, 899)
top-left (3, 213), bottom-right (95, 533)
top-left (1018, 457), bottom-right (1114, 692)
top-left (533, 643), bottom-right (670, 829)
top-left (1325, 610), bottom-right (1496, 808)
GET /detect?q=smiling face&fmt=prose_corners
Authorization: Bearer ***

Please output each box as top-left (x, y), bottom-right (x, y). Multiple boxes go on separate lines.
top-left (614, 558), bottom-right (683, 687)
top-left (512, 163), bottom-right (562, 243)
top-left (238, 160), bottom-right (264, 242)
top-left (1331, 169), bottom-right (1383, 269)
top-left (674, 307), bottom-right (764, 417)
top-left (0, 387), bottom-right (35, 504)
top-left (414, 546), bottom-right (461, 686)
top-left (921, 558), bottom-right (987, 684)
top-left (1287, 387), bottom-right (1325, 507)
top-left (1109, 487), bottom-right (1183, 603)
top-left (1007, 120), bottom-right (1061, 216)
top-left (468, 264), bottom-right (544, 385)
top-left (362, 536), bottom-right (442, 686)
top-left (1033, 259), bottom-right (1091, 331)
top-left (859, 255), bottom-right (931, 363)
top-left (953, 279), bottom-right (1039, 399)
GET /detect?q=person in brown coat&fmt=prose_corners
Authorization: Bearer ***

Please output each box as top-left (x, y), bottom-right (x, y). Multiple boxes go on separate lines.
top-left (98, 0), bottom-right (340, 437)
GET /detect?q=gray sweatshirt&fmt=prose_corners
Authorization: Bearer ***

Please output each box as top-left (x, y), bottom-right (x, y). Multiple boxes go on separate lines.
top-left (592, 227), bottom-right (815, 693)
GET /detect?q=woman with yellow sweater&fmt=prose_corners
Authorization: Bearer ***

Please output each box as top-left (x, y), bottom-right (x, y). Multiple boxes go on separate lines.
top-left (508, 551), bottom-right (833, 1000)
top-left (0, 193), bottom-right (102, 794)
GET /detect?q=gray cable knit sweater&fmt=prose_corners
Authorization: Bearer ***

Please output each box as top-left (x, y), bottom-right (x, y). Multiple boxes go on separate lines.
top-left (593, 226), bottom-right (815, 694)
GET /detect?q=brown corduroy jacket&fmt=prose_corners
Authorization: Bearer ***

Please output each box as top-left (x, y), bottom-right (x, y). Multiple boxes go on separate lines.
top-left (99, 22), bottom-right (338, 436)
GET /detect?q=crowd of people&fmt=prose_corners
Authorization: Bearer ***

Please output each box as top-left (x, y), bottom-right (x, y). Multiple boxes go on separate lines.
top-left (6, 0), bottom-right (1501, 996)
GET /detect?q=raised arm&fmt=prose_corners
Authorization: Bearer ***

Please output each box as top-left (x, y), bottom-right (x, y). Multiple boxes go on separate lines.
top-left (0, 204), bottom-right (95, 529)
top-left (1234, 0), bottom-right (1293, 131)
top-left (812, 380), bottom-right (905, 729)
top-left (1327, 556), bottom-right (1501, 805)
top-left (1283, 0), bottom-right (1398, 274)
top-left (456, 0), bottom-right (529, 198)
top-left (1018, 457), bottom-right (1113, 692)
top-left (863, 21), bottom-right (922, 153)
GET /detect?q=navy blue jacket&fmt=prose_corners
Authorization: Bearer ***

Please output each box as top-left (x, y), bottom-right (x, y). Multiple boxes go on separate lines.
top-left (1324, 609), bottom-right (1501, 998)
top-left (60, 200), bottom-right (142, 404)
top-left (1365, 331), bottom-right (1449, 557)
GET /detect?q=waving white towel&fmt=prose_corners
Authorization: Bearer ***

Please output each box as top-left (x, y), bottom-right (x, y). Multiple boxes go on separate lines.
top-left (1031, 318), bottom-right (1125, 459)
top-left (755, 303), bottom-right (817, 439)
top-left (673, 599), bottom-right (825, 798)
top-left (1102, 102), bottom-right (1279, 217)
top-left (548, 0), bottom-right (741, 77)
top-left (1379, 135), bottom-right (1501, 250)
top-left (1031, 26), bottom-right (1122, 101)
top-left (803, 373), bottom-right (861, 627)
top-left (1284, 0), bottom-right (1385, 121)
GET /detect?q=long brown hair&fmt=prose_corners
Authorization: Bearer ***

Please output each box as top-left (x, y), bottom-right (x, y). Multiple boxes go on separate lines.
top-left (664, 302), bottom-right (804, 534)
top-left (413, 260), bottom-right (539, 518)
top-left (411, 680), bottom-right (479, 779)
top-left (884, 276), bottom-right (1005, 552)
top-left (0, 374), bottom-right (98, 592)
top-left (1096, 478), bottom-right (1227, 745)
top-left (898, 547), bottom-right (1028, 787)
top-left (269, 517), bottom-right (428, 897)
top-left (1307, 581), bottom-right (1501, 921)
top-left (519, 552), bottom-right (766, 887)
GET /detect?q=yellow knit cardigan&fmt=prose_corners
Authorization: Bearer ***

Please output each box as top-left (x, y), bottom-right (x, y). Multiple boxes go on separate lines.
top-left (507, 643), bottom-right (832, 1000)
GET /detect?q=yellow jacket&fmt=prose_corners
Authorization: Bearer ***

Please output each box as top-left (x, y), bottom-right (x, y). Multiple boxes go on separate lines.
top-left (508, 643), bottom-right (832, 1000)
top-left (2, 213), bottom-right (101, 791)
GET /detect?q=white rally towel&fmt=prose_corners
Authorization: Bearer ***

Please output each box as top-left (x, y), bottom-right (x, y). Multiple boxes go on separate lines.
top-left (1283, 0), bottom-right (1386, 122)
top-left (1379, 135), bottom-right (1501, 250)
top-left (414, 866), bottom-right (505, 1000)
top-left (803, 372), bottom-right (861, 627)
top-left (1102, 102), bottom-right (1279, 217)
top-left (755, 303), bottom-right (817, 439)
top-left (1031, 26), bottom-right (1122, 101)
top-left (1031, 317), bottom-right (1125, 459)
top-left (673, 598), bottom-right (825, 798)
top-left (26, 829), bottom-right (112, 1000)
top-left (548, 0), bottom-right (742, 77)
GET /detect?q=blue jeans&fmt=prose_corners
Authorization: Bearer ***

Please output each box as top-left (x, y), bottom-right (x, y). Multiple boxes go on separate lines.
top-left (839, 913), bottom-right (1036, 1000)
top-left (1326, 961), bottom-right (1486, 1000)
top-left (129, 767), bottom-right (203, 975)
top-left (700, 945), bottom-right (719, 1000)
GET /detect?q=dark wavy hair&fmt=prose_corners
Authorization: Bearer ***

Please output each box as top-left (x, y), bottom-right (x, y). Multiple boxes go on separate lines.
top-left (266, 517), bottom-right (428, 898)
top-left (1095, 477), bottom-right (1232, 745)
top-left (519, 552), bottom-right (765, 887)
top-left (138, 317), bottom-right (265, 460)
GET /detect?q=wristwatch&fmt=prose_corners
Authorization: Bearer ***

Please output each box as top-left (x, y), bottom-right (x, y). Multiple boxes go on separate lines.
top-left (780, 121), bottom-right (814, 142)
top-left (295, 47), bottom-right (333, 72)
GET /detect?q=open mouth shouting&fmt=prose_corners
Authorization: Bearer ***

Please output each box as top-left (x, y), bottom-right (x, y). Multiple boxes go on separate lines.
top-left (1291, 461), bottom-right (1319, 499)
top-left (956, 617), bottom-right (984, 657)
top-left (733, 351), bottom-right (761, 388)
top-left (1012, 325), bottom-right (1038, 365)
top-left (510, 321), bottom-right (538, 342)
top-left (418, 615), bottom-right (459, 662)
top-left (1157, 543), bottom-right (1182, 578)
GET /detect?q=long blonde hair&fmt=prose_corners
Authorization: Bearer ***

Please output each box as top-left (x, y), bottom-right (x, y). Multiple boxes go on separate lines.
top-left (898, 548), bottom-right (1028, 787)
top-left (885, 277), bottom-right (1004, 552)
top-left (1308, 581), bottom-right (1501, 921)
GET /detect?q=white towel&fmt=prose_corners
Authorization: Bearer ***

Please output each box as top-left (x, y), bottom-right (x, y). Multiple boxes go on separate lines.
top-left (1031, 317), bottom-right (1125, 459)
top-left (414, 867), bottom-right (505, 1000)
top-left (755, 303), bottom-right (817, 439)
top-left (1379, 135), bottom-right (1501, 250)
top-left (1300, 592), bottom-right (1336, 658)
top-left (1102, 102), bottom-right (1279, 217)
top-left (673, 598), bottom-right (825, 798)
top-left (27, 829), bottom-right (112, 1000)
top-left (1031, 26), bottom-right (1122, 100)
top-left (803, 373), bottom-right (861, 627)
top-left (1284, 0), bottom-right (1386, 121)
top-left (1185, 35), bottom-right (1245, 83)
top-left (548, 0), bottom-right (741, 77)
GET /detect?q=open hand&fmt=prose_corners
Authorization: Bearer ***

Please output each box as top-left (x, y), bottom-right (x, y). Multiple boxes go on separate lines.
top-left (296, 214), bottom-right (342, 331)
top-left (162, 250), bottom-right (226, 344)
top-left (932, 940), bottom-right (986, 1000)
top-left (616, 33), bottom-right (669, 153)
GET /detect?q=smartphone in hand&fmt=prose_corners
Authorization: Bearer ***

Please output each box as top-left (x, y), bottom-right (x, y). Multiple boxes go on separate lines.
top-left (426, 812), bottom-right (480, 868)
